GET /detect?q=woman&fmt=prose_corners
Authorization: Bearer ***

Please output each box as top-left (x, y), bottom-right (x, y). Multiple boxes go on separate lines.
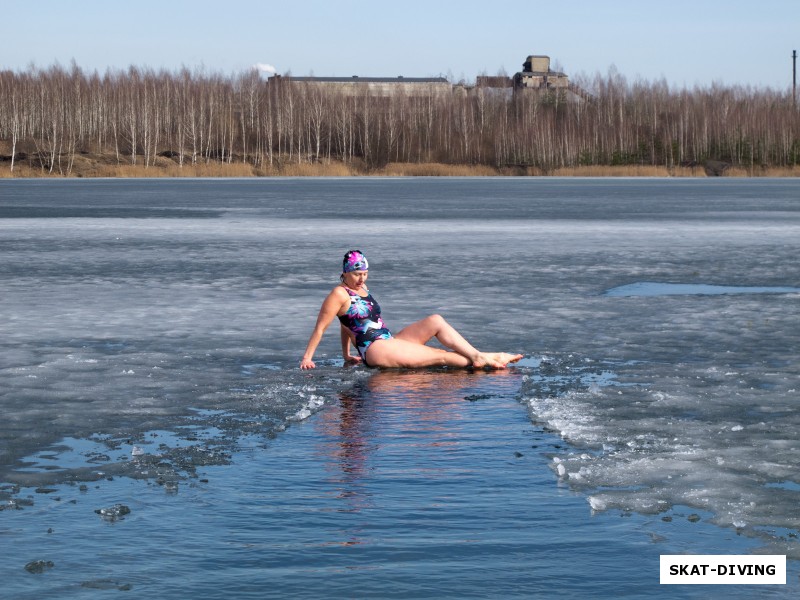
top-left (300, 250), bottom-right (523, 370)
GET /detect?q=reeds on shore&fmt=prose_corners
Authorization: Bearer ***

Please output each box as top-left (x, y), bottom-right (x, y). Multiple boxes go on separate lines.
top-left (3, 155), bottom-right (799, 179)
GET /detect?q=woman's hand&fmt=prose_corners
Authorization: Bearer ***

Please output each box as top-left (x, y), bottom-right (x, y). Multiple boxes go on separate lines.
top-left (344, 354), bottom-right (363, 366)
top-left (301, 287), bottom-right (350, 372)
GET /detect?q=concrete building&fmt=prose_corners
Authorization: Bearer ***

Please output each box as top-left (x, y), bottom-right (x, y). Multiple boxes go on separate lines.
top-left (270, 75), bottom-right (451, 97)
top-left (513, 55), bottom-right (569, 90)
top-left (270, 55), bottom-right (588, 101)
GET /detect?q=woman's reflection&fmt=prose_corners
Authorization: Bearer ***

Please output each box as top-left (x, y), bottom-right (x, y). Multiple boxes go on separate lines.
top-left (313, 369), bottom-right (516, 546)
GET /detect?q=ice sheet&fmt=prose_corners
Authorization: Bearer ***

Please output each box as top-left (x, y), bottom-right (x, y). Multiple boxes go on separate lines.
top-left (2, 177), bottom-right (799, 559)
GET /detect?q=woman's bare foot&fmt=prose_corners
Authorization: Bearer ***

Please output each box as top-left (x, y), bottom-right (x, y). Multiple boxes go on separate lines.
top-left (472, 352), bottom-right (524, 369)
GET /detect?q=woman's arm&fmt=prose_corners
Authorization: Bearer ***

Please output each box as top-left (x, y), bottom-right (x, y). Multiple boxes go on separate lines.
top-left (341, 324), bottom-right (362, 365)
top-left (300, 288), bottom-right (347, 369)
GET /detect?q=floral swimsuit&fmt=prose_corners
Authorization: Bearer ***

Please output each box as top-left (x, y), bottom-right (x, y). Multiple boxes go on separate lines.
top-left (338, 286), bottom-right (393, 365)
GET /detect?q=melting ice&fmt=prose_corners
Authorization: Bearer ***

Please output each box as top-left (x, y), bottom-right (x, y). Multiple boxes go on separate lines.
top-left (2, 177), bottom-right (799, 559)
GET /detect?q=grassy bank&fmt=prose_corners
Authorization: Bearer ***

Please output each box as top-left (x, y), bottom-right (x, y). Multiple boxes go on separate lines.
top-left (2, 154), bottom-right (799, 178)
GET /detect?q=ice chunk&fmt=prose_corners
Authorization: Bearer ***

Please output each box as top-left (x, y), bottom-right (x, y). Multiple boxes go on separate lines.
top-left (94, 504), bottom-right (131, 522)
top-left (588, 496), bottom-right (606, 511)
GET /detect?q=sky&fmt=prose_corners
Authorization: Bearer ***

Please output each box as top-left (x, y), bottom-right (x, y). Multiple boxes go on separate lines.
top-left (4, 0), bottom-right (799, 90)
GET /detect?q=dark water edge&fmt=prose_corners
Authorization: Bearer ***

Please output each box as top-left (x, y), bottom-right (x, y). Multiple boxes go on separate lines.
top-left (2, 369), bottom-right (797, 599)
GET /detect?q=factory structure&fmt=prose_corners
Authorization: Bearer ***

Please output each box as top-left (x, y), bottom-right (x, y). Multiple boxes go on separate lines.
top-left (513, 55), bottom-right (569, 90)
top-left (271, 55), bottom-right (586, 100)
top-left (272, 75), bottom-right (452, 98)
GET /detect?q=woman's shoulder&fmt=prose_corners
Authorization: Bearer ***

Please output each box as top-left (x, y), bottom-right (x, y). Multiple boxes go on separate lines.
top-left (321, 285), bottom-right (350, 310)
top-left (329, 284), bottom-right (351, 299)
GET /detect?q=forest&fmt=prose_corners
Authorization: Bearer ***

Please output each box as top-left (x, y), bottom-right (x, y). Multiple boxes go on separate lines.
top-left (1, 63), bottom-right (798, 176)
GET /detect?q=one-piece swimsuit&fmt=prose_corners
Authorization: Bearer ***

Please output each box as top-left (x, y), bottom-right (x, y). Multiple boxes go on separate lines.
top-left (338, 286), bottom-right (393, 366)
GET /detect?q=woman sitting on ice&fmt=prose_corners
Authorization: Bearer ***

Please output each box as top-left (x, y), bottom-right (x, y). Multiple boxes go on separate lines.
top-left (300, 250), bottom-right (522, 370)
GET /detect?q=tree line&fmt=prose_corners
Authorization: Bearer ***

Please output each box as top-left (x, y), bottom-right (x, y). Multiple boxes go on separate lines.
top-left (1, 63), bottom-right (798, 174)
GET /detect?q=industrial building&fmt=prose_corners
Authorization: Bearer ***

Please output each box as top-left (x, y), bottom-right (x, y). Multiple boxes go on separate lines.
top-left (270, 75), bottom-right (451, 97)
top-left (271, 55), bottom-right (586, 99)
top-left (513, 55), bottom-right (569, 90)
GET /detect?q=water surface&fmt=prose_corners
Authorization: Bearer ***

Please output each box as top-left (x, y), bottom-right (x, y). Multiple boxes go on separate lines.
top-left (1, 177), bottom-right (798, 596)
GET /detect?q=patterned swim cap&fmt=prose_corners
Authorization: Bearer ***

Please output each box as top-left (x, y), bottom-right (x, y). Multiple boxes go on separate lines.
top-left (343, 250), bottom-right (369, 273)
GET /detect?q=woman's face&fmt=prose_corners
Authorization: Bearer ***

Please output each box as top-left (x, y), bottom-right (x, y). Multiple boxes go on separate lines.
top-left (342, 270), bottom-right (368, 289)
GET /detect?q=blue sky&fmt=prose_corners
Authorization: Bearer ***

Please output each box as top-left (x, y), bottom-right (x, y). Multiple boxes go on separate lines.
top-left (4, 0), bottom-right (799, 89)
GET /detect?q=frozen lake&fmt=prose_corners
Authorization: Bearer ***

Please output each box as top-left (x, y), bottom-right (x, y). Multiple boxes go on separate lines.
top-left (1, 177), bottom-right (798, 596)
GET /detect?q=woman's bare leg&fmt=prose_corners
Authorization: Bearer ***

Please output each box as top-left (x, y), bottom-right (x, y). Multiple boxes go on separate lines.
top-left (395, 314), bottom-right (480, 357)
top-left (383, 314), bottom-right (523, 369)
top-left (365, 338), bottom-right (472, 368)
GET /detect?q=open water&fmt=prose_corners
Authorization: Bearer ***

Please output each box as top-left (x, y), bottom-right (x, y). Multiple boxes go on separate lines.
top-left (1, 177), bottom-right (798, 597)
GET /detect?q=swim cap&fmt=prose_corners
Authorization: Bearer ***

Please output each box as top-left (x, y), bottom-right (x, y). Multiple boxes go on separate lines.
top-left (343, 250), bottom-right (369, 273)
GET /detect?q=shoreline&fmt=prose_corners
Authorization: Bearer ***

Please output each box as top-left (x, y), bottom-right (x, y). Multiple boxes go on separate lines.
top-left (2, 155), bottom-right (799, 179)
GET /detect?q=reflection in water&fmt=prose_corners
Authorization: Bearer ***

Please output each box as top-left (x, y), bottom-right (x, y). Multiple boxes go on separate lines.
top-left (313, 368), bottom-right (519, 546)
